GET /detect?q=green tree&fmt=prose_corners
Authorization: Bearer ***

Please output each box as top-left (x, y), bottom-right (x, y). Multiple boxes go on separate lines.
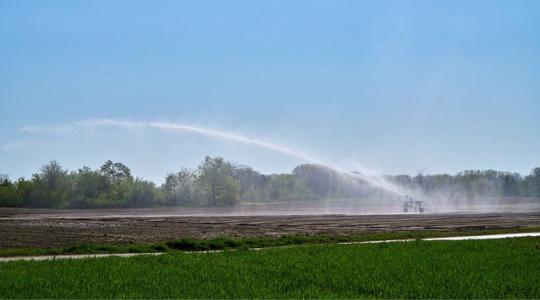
top-left (129, 179), bottom-right (163, 207)
top-left (70, 166), bottom-right (109, 208)
top-left (100, 160), bottom-right (133, 183)
top-left (195, 157), bottom-right (239, 206)
top-left (0, 174), bottom-right (19, 207)
top-left (14, 178), bottom-right (36, 207)
top-left (84, 160), bottom-right (135, 208)
top-left (29, 161), bottom-right (70, 208)
top-left (162, 169), bottom-right (196, 206)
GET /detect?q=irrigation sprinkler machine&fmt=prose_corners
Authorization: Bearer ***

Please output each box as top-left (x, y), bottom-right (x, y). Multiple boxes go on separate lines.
top-left (403, 195), bottom-right (424, 213)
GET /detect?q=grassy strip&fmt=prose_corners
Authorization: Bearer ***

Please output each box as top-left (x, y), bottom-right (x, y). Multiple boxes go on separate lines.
top-left (1, 226), bottom-right (539, 257)
top-left (0, 243), bottom-right (167, 257)
top-left (1, 237), bottom-right (539, 298)
top-left (165, 226), bottom-right (540, 251)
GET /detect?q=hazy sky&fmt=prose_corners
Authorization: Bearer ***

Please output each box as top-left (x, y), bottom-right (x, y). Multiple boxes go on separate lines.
top-left (1, 0), bottom-right (539, 182)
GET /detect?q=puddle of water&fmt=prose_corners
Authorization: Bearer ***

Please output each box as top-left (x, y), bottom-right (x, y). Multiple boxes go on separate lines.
top-left (339, 232), bottom-right (540, 245)
top-left (424, 232), bottom-right (540, 241)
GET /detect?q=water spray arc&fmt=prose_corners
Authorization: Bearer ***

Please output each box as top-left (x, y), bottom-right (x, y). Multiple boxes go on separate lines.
top-left (77, 119), bottom-right (406, 197)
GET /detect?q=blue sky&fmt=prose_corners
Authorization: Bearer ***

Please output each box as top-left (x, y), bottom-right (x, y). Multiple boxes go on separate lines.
top-left (1, 0), bottom-right (539, 182)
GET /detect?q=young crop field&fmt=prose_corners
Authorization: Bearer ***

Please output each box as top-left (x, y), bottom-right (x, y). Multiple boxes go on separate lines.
top-left (1, 237), bottom-right (539, 298)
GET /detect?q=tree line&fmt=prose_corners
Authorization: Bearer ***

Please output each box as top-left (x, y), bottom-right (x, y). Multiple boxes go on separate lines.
top-left (1, 157), bottom-right (539, 208)
top-left (0, 157), bottom-right (241, 208)
top-left (386, 168), bottom-right (540, 200)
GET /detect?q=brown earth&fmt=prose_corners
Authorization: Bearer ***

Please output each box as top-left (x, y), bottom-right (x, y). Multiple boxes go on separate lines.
top-left (1, 207), bottom-right (540, 248)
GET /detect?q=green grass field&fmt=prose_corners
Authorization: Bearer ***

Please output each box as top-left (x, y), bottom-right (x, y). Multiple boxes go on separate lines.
top-left (1, 237), bottom-right (539, 298)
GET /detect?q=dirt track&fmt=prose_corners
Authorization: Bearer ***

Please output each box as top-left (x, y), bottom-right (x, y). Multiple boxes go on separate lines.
top-left (1, 207), bottom-right (540, 248)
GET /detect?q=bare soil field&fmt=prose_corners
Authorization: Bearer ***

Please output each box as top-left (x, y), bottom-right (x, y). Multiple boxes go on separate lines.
top-left (1, 206), bottom-right (540, 248)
